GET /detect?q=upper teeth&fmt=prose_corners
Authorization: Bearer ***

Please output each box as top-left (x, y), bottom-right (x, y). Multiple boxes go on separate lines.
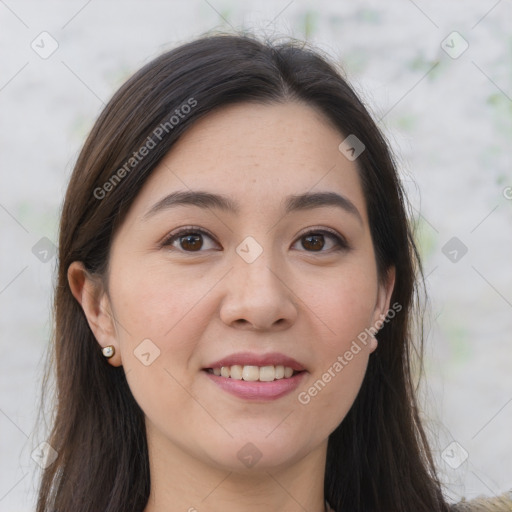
top-left (209, 365), bottom-right (296, 381)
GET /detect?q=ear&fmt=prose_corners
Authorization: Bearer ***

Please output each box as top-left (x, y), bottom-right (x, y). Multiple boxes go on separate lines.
top-left (370, 266), bottom-right (396, 352)
top-left (67, 261), bottom-right (122, 367)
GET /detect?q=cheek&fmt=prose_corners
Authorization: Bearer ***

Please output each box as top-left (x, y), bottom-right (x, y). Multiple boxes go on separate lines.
top-left (298, 257), bottom-right (378, 349)
top-left (109, 259), bottom-right (214, 346)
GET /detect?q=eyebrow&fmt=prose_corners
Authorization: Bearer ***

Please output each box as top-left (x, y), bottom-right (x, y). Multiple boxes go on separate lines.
top-left (142, 190), bottom-right (363, 224)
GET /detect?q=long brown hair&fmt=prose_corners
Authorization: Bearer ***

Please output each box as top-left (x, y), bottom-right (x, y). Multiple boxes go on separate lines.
top-left (36, 32), bottom-right (450, 512)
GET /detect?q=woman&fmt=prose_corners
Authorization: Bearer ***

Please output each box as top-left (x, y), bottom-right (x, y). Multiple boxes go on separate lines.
top-left (35, 32), bottom-right (511, 512)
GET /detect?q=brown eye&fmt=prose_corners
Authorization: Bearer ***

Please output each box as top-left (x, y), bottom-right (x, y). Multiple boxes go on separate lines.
top-left (293, 229), bottom-right (349, 253)
top-left (180, 233), bottom-right (203, 251)
top-left (161, 227), bottom-right (219, 252)
top-left (302, 233), bottom-right (326, 251)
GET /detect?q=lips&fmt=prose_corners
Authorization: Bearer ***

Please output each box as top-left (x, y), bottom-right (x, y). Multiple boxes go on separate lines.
top-left (202, 352), bottom-right (308, 400)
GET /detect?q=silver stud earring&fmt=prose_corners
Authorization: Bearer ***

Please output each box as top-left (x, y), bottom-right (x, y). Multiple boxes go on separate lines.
top-left (102, 345), bottom-right (115, 358)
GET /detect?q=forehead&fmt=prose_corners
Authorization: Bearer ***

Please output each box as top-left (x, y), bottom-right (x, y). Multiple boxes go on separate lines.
top-left (129, 101), bottom-right (368, 223)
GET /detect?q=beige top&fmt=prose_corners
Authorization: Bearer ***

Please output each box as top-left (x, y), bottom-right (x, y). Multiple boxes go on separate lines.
top-left (450, 492), bottom-right (512, 511)
top-left (326, 493), bottom-right (512, 511)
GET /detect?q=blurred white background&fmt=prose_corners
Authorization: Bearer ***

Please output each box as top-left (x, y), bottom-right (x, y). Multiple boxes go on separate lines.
top-left (0, 1), bottom-right (511, 510)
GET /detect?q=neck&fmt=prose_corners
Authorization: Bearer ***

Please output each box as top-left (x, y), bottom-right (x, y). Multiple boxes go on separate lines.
top-left (143, 422), bottom-right (328, 512)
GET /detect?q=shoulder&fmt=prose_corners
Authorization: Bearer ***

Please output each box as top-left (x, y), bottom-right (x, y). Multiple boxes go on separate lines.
top-left (449, 492), bottom-right (512, 512)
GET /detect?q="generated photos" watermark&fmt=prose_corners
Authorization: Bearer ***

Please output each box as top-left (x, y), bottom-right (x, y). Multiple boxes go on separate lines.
top-left (94, 97), bottom-right (198, 200)
top-left (298, 301), bottom-right (402, 405)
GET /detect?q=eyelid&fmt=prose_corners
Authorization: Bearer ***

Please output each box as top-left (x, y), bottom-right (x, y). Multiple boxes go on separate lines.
top-left (296, 225), bottom-right (349, 245)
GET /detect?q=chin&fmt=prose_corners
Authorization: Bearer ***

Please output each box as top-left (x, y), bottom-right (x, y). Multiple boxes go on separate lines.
top-left (201, 437), bottom-right (303, 473)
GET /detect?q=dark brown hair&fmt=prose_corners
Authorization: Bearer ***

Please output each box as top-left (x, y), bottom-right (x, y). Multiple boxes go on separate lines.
top-left (36, 31), bottom-right (450, 512)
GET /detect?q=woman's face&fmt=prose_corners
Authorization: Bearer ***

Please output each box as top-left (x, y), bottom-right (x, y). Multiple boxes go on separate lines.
top-left (79, 101), bottom-right (394, 472)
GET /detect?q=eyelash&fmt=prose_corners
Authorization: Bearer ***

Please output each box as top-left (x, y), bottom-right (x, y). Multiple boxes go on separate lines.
top-left (160, 225), bottom-right (350, 254)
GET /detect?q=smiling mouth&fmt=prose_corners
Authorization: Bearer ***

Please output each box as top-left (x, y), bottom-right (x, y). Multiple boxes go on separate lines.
top-left (204, 365), bottom-right (304, 382)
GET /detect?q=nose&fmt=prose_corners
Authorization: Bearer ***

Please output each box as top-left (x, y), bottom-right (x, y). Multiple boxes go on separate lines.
top-left (219, 250), bottom-right (298, 331)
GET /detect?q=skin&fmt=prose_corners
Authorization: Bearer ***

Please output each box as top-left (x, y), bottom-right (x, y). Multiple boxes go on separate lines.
top-left (69, 101), bottom-right (395, 512)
